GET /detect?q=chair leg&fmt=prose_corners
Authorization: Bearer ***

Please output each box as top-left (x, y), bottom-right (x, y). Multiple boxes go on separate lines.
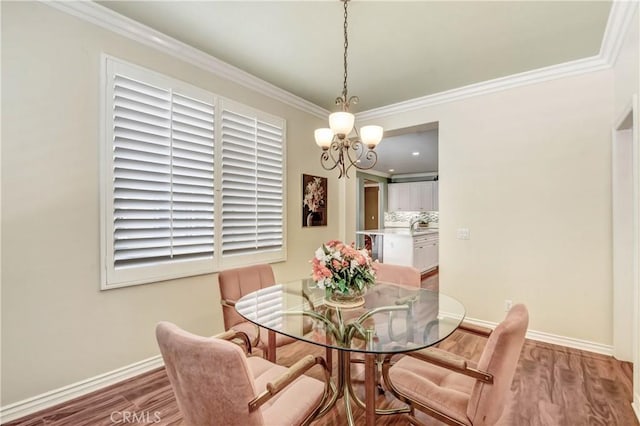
top-left (266, 329), bottom-right (276, 362)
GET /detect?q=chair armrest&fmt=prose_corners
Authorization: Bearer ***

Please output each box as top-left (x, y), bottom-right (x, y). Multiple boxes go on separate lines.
top-left (220, 298), bottom-right (236, 308)
top-left (410, 347), bottom-right (467, 369)
top-left (219, 298), bottom-right (261, 348)
top-left (267, 355), bottom-right (316, 395)
top-left (408, 347), bottom-right (493, 384)
top-left (248, 355), bottom-right (332, 412)
top-left (213, 330), bottom-right (252, 354)
top-left (457, 322), bottom-right (492, 337)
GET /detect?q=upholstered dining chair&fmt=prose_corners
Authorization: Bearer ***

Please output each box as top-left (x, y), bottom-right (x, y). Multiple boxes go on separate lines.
top-left (374, 262), bottom-right (422, 287)
top-left (156, 321), bottom-right (332, 426)
top-left (350, 263), bottom-right (422, 390)
top-left (218, 264), bottom-right (295, 362)
top-left (381, 304), bottom-right (529, 426)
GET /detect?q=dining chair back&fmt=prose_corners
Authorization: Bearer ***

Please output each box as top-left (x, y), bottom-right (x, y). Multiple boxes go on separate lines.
top-left (219, 264), bottom-right (275, 330)
top-left (156, 321), bottom-right (264, 425)
top-left (156, 321), bottom-right (331, 426)
top-left (375, 263), bottom-right (421, 287)
top-left (383, 304), bottom-right (529, 426)
top-left (467, 303), bottom-right (529, 425)
top-left (219, 264), bottom-right (297, 361)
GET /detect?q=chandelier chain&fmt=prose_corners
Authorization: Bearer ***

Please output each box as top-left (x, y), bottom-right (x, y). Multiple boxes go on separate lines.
top-left (342, 0), bottom-right (349, 101)
top-left (316, 0), bottom-right (381, 179)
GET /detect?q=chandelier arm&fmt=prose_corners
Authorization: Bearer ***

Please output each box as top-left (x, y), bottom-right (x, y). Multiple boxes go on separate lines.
top-left (319, 140), bottom-right (343, 172)
top-left (344, 140), bottom-right (378, 177)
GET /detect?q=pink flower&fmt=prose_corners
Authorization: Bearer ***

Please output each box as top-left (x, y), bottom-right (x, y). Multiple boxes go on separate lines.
top-left (310, 239), bottom-right (376, 292)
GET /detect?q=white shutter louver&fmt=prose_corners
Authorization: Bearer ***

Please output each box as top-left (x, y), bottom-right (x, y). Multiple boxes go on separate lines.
top-left (221, 107), bottom-right (284, 257)
top-left (111, 74), bottom-right (214, 269)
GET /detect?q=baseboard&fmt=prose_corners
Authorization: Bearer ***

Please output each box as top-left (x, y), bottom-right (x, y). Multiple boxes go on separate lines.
top-left (0, 355), bottom-right (164, 423)
top-left (462, 316), bottom-right (614, 356)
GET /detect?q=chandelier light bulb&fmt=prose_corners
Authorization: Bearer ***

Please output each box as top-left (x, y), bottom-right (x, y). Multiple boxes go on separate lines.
top-left (314, 128), bottom-right (334, 149)
top-left (360, 125), bottom-right (384, 148)
top-left (329, 111), bottom-right (355, 137)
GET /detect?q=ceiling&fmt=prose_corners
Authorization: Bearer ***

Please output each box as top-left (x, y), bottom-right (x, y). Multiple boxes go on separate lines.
top-left (96, 0), bottom-right (612, 175)
top-left (373, 125), bottom-right (438, 176)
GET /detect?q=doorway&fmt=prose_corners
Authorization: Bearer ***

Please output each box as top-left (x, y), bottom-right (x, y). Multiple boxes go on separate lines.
top-left (364, 181), bottom-right (380, 230)
top-left (611, 95), bottom-right (638, 413)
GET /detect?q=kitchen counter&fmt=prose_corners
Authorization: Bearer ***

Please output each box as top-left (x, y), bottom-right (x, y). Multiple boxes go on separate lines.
top-left (356, 228), bottom-right (438, 237)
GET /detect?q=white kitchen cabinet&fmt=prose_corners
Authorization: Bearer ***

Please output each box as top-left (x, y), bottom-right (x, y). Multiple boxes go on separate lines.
top-left (432, 181), bottom-right (439, 211)
top-left (383, 231), bottom-right (439, 273)
top-left (387, 182), bottom-right (405, 212)
top-left (388, 181), bottom-right (436, 212)
top-left (412, 234), bottom-right (439, 272)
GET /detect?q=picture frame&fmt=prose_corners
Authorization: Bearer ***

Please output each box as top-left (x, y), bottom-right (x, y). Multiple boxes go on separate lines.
top-left (302, 174), bottom-right (328, 227)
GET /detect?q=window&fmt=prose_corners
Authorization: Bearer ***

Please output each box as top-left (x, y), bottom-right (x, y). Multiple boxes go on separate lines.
top-left (102, 57), bottom-right (285, 289)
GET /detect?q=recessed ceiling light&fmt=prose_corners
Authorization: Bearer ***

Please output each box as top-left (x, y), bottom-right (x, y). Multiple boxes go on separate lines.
top-left (412, 151), bottom-right (420, 156)
top-left (389, 169), bottom-right (395, 172)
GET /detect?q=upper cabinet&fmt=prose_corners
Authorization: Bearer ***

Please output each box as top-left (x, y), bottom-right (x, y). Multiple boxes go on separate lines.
top-left (388, 181), bottom-right (438, 212)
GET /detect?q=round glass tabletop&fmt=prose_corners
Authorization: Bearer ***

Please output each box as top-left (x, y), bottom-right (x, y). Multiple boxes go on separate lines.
top-left (235, 279), bottom-right (465, 354)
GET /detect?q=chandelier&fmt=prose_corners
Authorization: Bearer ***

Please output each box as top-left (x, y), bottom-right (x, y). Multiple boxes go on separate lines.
top-left (314, 0), bottom-right (383, 178)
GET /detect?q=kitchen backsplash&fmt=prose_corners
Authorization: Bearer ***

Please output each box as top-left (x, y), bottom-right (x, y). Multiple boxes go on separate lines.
top-left (384, 211), bottom-right (439, 227)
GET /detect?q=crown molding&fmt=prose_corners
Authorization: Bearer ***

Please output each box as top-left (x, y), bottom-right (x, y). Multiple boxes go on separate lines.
top-left (357, 0), bottom-right (637, 121)
top-left (42, 0), bottom-right (330, 120)
top-left (599, 0), bottom-right (639, 66)
top-left (356, 55), bottom-right (609, 121)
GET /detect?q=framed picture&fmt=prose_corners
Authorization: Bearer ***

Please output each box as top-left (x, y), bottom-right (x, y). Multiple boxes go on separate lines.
top-left (302, 174), bottom-right (328, 227)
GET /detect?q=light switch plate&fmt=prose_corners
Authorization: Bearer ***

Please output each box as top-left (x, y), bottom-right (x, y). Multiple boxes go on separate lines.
top-left (456, 228), bottom-right (470, 240)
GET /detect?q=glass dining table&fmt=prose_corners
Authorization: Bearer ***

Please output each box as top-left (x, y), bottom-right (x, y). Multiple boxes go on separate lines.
top-left (235, 278), bottom-right (466, 426)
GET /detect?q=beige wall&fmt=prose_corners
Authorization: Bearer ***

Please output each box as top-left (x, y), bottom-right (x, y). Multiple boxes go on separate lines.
top-left (0, 2), bottom-right (338, 404)
top-left (355, 70), bottom-right (615, 345)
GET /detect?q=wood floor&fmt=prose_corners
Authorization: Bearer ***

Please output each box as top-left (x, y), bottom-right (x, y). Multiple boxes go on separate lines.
top-left (5, 270), bottom-right (637, 426)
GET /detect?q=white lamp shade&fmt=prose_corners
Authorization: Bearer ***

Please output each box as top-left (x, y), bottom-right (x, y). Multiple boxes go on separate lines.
top-left (360, 125), bottom-right (383, 147)
top-left (329, 112), bottom-right (355, 136)
top-left (314, 128), bottom-right (334, 149)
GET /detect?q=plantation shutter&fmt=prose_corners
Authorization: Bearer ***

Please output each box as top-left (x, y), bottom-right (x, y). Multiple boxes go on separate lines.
top-left (220, 102), bottom-right (284, 259)
top-left (111, 73), bottom-right (214, 271)
top-left (103, 57), bottom-right (286, 288)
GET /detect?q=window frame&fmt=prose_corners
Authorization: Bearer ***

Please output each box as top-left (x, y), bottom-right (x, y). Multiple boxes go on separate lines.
top-left (100, 55), bottom-right (287, 290)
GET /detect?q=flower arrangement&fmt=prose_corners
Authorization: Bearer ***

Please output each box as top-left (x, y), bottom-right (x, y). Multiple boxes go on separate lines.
top-left (311, 240), bottom-right (376, 297)
top-left (303, 177), bottom-right (325, 213)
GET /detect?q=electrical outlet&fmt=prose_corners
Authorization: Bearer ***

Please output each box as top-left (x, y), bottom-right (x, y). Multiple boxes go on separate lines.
top-left (504, 299), bottom-right (513, 312)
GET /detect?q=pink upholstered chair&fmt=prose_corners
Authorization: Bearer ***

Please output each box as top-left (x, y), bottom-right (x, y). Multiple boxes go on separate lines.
top-left (382, 304), bottom-right (529, 426)
top-left (375, 262), bottom-right (421, 287)
top-left (350, 263), bottom-right (421, 389)
top-left (218, 264), bottom-right (295, 362)
top-left (156, 321), bottom-right (332, 426)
